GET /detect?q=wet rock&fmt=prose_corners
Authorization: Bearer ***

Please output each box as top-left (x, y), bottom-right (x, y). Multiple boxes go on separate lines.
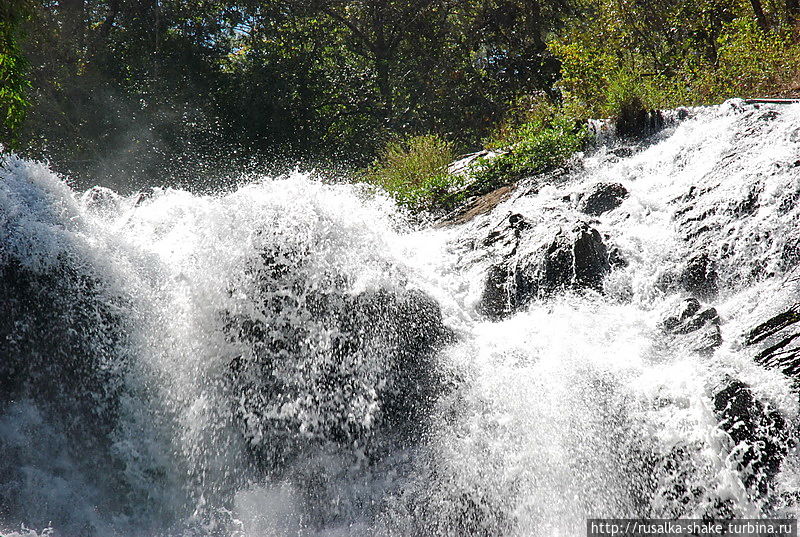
top-left (713, 379), bottom-right (790, 498)
top-left (479, 263), bottom-right (514, 318)
top-left (566, 223), bottom-right (610, 290)
top-left (730, 182), bottom-right (762, 217)
top-left (224, 245), bottom-right (454, 471)
top-left (661, 298), bottom-right (701, 331)
top-left (680, 253), bottom-right (718, 298)
top-left (615, 97), bottom-right (665, 139)
top-left (660, 298), bottom-right (722, 353)
top-left (82, 186), bottom-right (121, 214)
top-left (0, 258), bottom-right (128, 439)
top-left (578, 182), bottom-right (629, 216)
top-left (612, 147), bottom-right (635, 158)
top-left (479, 222), bottom-right (610, 318)
top-left (133, 186), bottom-right (156, 206)
top-left (743, 303), bottom-right (800, 376)
top-left (607, 244), bottom-right (628, 269)
top-left (436, 184), bottom-right (516, 227)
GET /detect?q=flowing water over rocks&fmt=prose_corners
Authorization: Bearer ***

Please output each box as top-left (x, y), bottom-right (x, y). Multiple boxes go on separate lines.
top-left (3, 99), bottom-right (800, 536)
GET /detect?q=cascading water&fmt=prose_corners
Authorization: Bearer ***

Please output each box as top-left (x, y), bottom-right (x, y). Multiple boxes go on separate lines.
top-left (2, 99), bottom-right (800, 536)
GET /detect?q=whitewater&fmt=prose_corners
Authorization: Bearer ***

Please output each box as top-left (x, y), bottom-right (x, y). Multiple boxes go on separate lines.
top-left (2, 99), bottom-right (800, 536)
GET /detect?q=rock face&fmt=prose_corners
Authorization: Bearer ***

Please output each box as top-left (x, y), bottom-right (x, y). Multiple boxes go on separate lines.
top-left (578, 182), bottom-right (629, 216)
top-left (224, 244), bottom-right (454, 471)
top-left (706, 303), bottom-right (800, 501)
top-left (0, 254), bottom-right (133, 528)
top-left (680, 253), bottom-right (718, 299)
top-left (713, 379), bottom-right (790, 498)
top-left (660, 298), bottom-right (722, 354)
top-left (479, 219), bottom-right (610, 318)
top-left (0, 257), bottom-right (128, 440)
top-left (436, 184), bottom-right (516, 227)
top-left (743, 303), bottom-right (800, 376)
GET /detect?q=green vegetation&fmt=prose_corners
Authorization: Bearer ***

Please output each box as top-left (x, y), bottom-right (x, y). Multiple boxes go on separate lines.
top-left (3, 0), bottom-right (800, 206)
top-left (0, 0), bottom-right (32, 148)
top-left (364, 135), bottom-right (463, 213)
top-left (550, 0), bottom-right (800, 118)
top-left (468, 114), bottom-right (587, 198)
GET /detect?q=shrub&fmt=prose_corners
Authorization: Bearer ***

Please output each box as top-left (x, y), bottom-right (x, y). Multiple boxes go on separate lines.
top-left (466, 114), bottom-right (587, 197)
top-left (695, 18), bottom-right (800, 98)
top-left (483, 93), bottom-right (560, 150)
top-left (363, 134), bottom-right (464, 213)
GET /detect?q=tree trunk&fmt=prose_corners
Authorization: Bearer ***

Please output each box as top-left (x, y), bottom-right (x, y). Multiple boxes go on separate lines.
top-left (91, 0), bottom-right (121, 59)
top-left (59, 0), bottom-right (85, 68)
top-left (749, 0), bottom-right (769, 31)
top-left (787, 0), bottom-right (800, 24)
top-left (374, 50), bottom-right (393, 122)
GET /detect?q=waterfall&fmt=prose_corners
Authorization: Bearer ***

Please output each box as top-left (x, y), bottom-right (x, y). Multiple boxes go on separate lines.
top-left (2, 99), bottom-right (800, 536)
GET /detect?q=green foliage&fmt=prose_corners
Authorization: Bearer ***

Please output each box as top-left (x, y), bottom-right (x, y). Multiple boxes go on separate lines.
top-left (364, 134), bottom-right (464, 213)
top-left (12, 0), bottom-right (800, 193)
top-left (696, 19), bottom-right (800, 98)
top-left (0, 0), bottom-right (32, 148)
top-left (484, 93), bottom-right (560, 149)
top-left (15, 0), bottom-right (571, 185)
top-left (550, 0), bottom-right (800, 120)
top-left (468, 115), bottom-right (587, 196)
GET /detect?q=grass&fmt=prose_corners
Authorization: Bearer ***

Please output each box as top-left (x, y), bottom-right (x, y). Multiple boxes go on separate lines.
top-left (363, 134), bottom-right (465, 213)
top-left (362, 112), bottom-right (589, 214)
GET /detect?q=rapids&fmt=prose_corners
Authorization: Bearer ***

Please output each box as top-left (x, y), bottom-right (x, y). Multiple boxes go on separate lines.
top-left (2, 99), bottom-right (800, 536)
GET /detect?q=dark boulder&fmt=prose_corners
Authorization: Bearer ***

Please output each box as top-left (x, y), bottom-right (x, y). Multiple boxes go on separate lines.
top-left (660, 298), bottom-right (721, 354)
top-left (565, 223), bottom-right (610, 290)
top-left (713, 379), bottom-right (791, 498)
top-left (479, 263), bottom-right (515, 319)
top-left (680, 253), bottom-right (718, 299)
top-left (615, 96), bottom-right (665, 139)
top-left (743, 303), bottom-right (800, 376)
top-left (479, 222), bottom-right (610, 318)
top-left (578, 182), bottom-right (629, 216)
top-left (224, 244), bottom-right (454, 472)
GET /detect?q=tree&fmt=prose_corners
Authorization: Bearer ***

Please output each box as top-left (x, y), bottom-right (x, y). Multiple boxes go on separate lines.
top-left (0, 0), bottom-right (33, 148)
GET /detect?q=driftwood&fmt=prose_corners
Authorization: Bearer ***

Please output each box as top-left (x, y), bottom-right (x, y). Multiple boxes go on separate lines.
top-left (744, 98), bottom-right (800, 104)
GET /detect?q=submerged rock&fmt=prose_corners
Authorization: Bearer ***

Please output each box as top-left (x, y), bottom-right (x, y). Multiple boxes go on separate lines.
top-left (479, 221), bottom-right (610, 318)
top-left (81, 185), bottom-right (122, 214)
top-left (743, 303), bottom-right (800, 376)
top-left (224, 244), bottom-right (454, 472)
top-left (680, 253), bottom-right (719, 299)
top-left (660, 298), bottom-right (721, 354)
top-left (713, 379), bottom-right (790, 498)
top-left (578, 182), bottom-right (629, 216)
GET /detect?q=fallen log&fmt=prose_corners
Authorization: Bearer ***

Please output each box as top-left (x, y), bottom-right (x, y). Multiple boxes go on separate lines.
top-left (744, 98), bottom-right (800, 104)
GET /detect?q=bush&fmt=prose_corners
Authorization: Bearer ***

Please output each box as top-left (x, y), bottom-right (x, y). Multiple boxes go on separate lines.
top-left (549, 1), bottom-right (800, 120)
top-left (694, 19), bottom-right (800, 98)
top-left (483, 93), bottom-right (560, 150)
top-left (466, 114), bottom-right (587, 197)
top-left (363, 134), bottom-right (464, 213)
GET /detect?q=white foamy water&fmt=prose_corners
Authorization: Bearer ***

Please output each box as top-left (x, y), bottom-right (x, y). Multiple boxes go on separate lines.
top-left (2, 99), bottom-right (800, 536)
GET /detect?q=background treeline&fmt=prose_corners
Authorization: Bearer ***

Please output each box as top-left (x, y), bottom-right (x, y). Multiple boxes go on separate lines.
top-left (1, 0), bottom-right (799, 192)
